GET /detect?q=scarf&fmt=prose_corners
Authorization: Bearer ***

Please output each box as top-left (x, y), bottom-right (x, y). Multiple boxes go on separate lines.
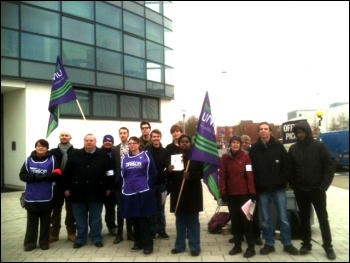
top-left (59, 142), bottom-right (72, 171)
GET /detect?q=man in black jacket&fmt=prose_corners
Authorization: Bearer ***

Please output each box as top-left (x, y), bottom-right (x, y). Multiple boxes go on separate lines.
top-left (249, 122), bottom-right (298, 256)
top-left (49, 131), bottom-right (77, 243)
top-left (287, 120), bottom-right (336, 260)
top-left (63, 133), bottom-right (114, 249)
top-left (146, 129), bottom-right (171, 239)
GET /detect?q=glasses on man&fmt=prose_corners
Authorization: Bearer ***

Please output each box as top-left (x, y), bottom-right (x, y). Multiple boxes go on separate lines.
top-left (141, 127), bottom-right (150, 130)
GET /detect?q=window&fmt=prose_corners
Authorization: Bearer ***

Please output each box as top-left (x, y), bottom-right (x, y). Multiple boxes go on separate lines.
top-left (123, 11), bottom-right (145, 37)
top-left (124, 35), bottom-right (145, 58)
top-left (60, 89), bottom-right (160, 121)
top-left (62, 17), bottom-right (94, 45)
top-left (62, 1), bottom-right (94, 20)
top-left (96, 1), bottom-right (121, 29)
top-left (21, 33), bottom-right (59, 62)
top-left (146, 20), bottom-right (163, 44)
top-left (21, 5), bottom-right (59, 37)
top-left (1, 29), bottom-right (19, 58)
top-left (142, 98), bottom-right (159, 119)
top-left (93, 92), bottom-right (117, 117)
top-left (147, 41), bottom-right (163, 64)
top-left (60, 90), bottom-right (90, 116)
top-left (96, 48), bottom-right (122, 74)
top-left (124, 55), bottom-right (145, 79)
top-left (62, 41), bottom-right (95, 69)
top-left (96, 25), bottom-right (122, 52)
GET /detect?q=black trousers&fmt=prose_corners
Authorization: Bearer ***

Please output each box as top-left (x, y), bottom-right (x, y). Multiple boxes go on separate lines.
top-left (227, 195), bottom-right (255, 248)
top-left (294, 188), bottom-right (333, 247)
top-left (133, 217), bottom-right (153, 250)
top-left (24, 209), bottom-right (51, 248)
top-left (104, 193), bottom-right (117, 230)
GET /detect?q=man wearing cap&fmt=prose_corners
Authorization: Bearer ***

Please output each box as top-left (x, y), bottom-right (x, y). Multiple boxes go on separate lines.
top-left (101, 134), bottom-right (118, 236)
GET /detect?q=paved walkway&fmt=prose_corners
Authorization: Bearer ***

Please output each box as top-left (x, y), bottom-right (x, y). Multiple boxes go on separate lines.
top-left (1, 181), bottom-right (348, 262)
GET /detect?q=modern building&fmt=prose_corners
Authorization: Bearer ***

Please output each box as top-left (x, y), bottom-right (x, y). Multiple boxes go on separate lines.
top-left (1, 1), bottom-right (175, 189)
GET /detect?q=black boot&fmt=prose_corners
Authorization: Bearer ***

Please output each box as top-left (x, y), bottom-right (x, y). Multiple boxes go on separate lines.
top-left (229, 243), bottom-right (242, 255)
top-left (244, 245), bottom-right (256, 258)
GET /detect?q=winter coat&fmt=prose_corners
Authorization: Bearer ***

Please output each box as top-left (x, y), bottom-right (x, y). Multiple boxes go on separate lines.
top-left (220, 150), bottom-right (256, 196)
top-left (249, 136), bottom-right (288, 192)
top-left (167, 155), bottom-right (204, 214)
top-left (63, 147), bottom-right (114, 203)
top-left (49, 145), bottom-right (76, 190)
top-left (146, 143), bottom-right (171, 185)
top-left (287, 120), bottom-right (335, 191)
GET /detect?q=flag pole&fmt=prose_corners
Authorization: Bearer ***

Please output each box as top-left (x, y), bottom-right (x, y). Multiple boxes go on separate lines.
top-left (75, 99), bottom-right (90, 132)
top-left (174, 160), bottom-right (191, 215)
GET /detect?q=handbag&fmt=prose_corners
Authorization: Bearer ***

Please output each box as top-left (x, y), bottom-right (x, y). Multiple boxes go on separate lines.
top-left (20, 192), bottom-right (25, 208)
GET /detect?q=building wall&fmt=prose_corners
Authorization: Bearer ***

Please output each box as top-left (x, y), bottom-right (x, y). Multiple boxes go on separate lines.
top-left (3, 80), bottom-right (175, 189)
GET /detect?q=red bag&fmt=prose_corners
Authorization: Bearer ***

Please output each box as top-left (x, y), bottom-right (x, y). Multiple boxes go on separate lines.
top-left (208, 207), bottom-right (231, 234)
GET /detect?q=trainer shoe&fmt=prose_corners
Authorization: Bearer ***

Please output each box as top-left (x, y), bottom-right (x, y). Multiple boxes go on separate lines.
top-left (158, 232), bottom-right (170, 239)
top-left (260, 245), bottom-right (275, 255)
top-left (284, 244), bottom-right (299, 255)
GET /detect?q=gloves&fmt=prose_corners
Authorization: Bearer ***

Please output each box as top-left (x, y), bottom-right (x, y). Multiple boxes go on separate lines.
top-left (53, 168), bottom-right (62, 176)
top-left (221, 195), bottom-right (228, 203)
top-left (34, 173), bottom-right (47, 182)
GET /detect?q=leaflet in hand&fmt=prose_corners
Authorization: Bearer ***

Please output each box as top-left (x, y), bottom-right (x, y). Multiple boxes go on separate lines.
top-left (241, 199), bottom-right (256, 221)
top-left (171, 154), bottom-right (184, 171)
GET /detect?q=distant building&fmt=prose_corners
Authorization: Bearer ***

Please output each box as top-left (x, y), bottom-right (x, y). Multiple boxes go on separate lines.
top-left (287, 102), bottom-right (349, 132)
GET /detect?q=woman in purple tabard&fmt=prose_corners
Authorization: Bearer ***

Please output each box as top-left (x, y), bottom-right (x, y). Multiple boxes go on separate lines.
top-left (19, 139), bottom-right (61, 251)
top-left (120, 136), bottom-right (157, 255)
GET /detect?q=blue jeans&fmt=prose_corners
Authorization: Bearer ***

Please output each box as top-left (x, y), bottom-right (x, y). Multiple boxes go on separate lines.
top-left (72, 201), bottom-right (103, 245)
top-left (175, 212), bottom-right (200, 252)
top-left (259, 189), bottom-right (292, 247)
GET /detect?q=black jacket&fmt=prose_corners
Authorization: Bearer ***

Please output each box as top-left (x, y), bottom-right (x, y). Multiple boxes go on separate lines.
top-left (286, 121), bottom-right (335, 191)
top-left (145, 144), bottom-right (171, 184)
top-left (63, 147), bottom-right (114, 202)
top-left (49, 145), bottom-right (77, 190)
top-left (249, 136), bottom-right (288, 192)
top-left (167, 153), bottom-right (204, 214)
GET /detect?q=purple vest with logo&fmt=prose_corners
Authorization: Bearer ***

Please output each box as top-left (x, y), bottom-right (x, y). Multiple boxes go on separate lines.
top-left (25, 156), bottom-right (55, 202)
top-left (121, 151), bottom-right (150, 195)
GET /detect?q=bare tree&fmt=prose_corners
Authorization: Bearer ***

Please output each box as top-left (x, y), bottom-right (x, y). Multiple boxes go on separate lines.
top-left (178, 115), bottom-right (199, 139)
top-left (328, 116), bottom-right (340, 131)
top-left (337, 113), bottom-right (349, 130)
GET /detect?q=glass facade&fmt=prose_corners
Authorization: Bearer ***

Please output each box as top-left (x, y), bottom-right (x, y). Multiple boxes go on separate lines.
top-left (1, 1), bottom-right (173, 122)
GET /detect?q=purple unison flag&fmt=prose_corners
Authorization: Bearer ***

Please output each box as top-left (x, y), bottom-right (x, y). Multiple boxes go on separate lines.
top-left (46, 56), bottom-right (77, 138)
top-left (190, 91), bottom-right (220, 201)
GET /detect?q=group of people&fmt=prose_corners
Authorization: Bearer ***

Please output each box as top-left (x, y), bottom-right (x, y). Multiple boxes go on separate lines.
top-left (19, 120), bottom-right (336, 259)
top-left (219, 121), bottom-right (336, 259)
